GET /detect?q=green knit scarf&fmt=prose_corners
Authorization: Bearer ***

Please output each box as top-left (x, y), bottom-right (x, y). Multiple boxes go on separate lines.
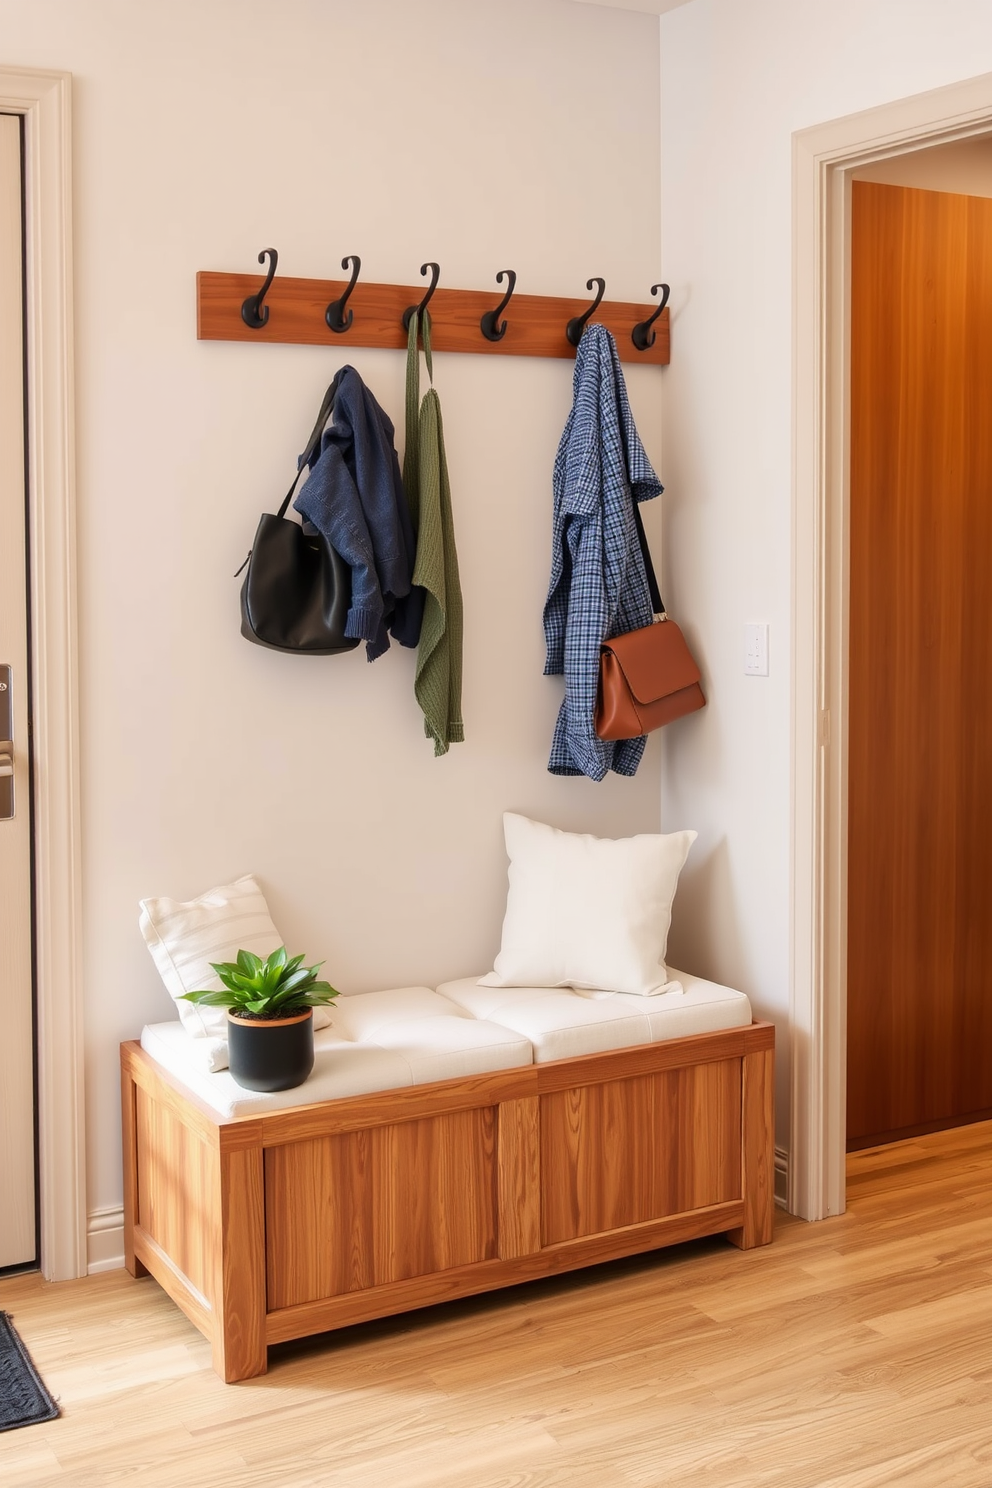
top-left (403, 310), bottom-right (464, 755)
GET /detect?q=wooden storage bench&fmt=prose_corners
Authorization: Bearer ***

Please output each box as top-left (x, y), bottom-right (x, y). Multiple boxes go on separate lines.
top-left (121, 1020), bottom-right (775, 1382)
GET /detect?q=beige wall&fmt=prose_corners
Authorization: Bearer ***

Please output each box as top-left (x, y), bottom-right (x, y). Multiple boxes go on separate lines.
top-left (0, 0), bottom-right (667, 1226)
top-left (658, 0), bottom-right (992, 1156)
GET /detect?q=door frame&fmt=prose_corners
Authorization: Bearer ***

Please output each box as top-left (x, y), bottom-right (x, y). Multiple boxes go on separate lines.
top-left (0, 66), bottom-right (84, 1278)
top-left (791, 71), bottom-right (992, 1221)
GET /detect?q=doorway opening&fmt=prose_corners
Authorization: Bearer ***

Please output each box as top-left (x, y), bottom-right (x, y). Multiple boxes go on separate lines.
top-left (845, 146), bottom-right (992, 1151)
top-left (0, 108), bottom-right (38, 1274)
top-left (791, 73), bottom-right (992, 1222)
top-left (0, 65), bottom-right (83, 1280)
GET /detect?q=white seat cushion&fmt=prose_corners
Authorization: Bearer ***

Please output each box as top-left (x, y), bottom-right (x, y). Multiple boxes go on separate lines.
top-left (330, 986), bottom-right (467, 1042)
top-left (436, 968), bottom-right (752, 1063)
top-left (139, 985), bottom-right (533, 1118)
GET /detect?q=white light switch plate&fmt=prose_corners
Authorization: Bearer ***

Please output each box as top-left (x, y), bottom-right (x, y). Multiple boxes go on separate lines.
top-left (745, 622), bottom-right (769, 676)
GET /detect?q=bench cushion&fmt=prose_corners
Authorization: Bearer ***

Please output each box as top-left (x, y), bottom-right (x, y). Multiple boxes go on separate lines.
top-left (140, 985), bottom-right (533, 1118)
top-left (435, 969), bottom-right (752, 1062)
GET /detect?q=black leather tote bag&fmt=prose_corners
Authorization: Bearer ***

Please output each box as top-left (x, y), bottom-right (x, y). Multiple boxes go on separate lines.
top-left (239, 384), bottom-right (359, 655)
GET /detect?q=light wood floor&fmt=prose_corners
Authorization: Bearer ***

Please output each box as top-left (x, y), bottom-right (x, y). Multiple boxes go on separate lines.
top-left (1, 1122), bottom-right (990, 1488)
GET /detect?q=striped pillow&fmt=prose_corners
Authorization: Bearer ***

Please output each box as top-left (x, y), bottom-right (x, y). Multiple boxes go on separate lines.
top-left (139, 874), bottom-right (330, 1040)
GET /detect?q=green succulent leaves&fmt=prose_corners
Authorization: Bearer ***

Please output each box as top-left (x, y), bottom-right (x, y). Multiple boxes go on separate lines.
top-left (179, 946), bottom-right (338, 1020)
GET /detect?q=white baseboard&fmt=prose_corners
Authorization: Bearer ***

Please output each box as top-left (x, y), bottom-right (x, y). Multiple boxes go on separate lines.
top-left (774, 1146), bottom-right (789, 1210)
top-left (86, 1205), bottom-right (125, 1274)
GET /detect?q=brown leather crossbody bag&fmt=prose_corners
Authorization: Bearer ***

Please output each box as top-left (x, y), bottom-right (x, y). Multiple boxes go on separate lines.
top-left (594, 502), bottom-right (705, 740)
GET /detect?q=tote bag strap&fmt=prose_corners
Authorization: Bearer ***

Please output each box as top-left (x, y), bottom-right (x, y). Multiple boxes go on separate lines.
top-left (275, 378), bottom-right (340, 519)
top-left (234, 380), bottom-right (339, 577)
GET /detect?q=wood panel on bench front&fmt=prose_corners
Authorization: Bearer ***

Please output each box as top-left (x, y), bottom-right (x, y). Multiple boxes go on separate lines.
top-left (265, 1107), bottom-right (499, 1309)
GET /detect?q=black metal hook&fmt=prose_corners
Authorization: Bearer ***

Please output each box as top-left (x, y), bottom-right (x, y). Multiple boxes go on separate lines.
top-left (240, 247), bottom-right (278, 329)
top-left (566, 277), bottom-right (606, 348)
top-left (480, 269), bottom-right (517, 342)
top-left (631, 283), bottom-right (671, 351)
top-left (402, 262), bottom-right (441, 332)
top-left (325, 255), bottom-right (362, 333)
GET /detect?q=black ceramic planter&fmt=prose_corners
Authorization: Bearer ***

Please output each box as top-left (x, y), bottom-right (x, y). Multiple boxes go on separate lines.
top-left (227, 1009), bottom-right (314, 1092)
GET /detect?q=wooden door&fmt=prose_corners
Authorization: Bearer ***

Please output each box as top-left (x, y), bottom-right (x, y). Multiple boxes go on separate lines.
top-left (847, 179), bottom-right (992, 1148)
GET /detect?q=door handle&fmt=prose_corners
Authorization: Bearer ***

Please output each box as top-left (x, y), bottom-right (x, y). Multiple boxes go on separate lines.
top-left (0, 665), bottom-right (15, 819)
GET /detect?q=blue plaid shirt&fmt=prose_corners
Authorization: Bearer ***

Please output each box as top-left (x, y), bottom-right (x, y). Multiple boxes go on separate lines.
top-left (544, 325), bottom-right (663, 780)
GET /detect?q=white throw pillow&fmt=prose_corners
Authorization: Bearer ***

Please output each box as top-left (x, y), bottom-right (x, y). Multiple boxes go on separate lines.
top-left (139, 873), bottom-right (331, 1039)
top-left (479, 813), bottom-right (696, 997)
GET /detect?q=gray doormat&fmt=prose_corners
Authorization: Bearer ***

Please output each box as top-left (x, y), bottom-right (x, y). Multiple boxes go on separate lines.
top-left (0, 1311), bottom-right (60, 1431)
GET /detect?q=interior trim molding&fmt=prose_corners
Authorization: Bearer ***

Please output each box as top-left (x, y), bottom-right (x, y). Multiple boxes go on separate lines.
top-left (86, 1206), bottom-right (125, 1275)
top-left (0, 66), bottom-right (84, 1279)
top-left (791, 71), bottom-right (992, 1221)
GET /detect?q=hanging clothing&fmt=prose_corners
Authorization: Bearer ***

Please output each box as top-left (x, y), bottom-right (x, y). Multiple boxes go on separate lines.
top-left (293, 365), bottom-right (424, 662)
top-left (403, 311), bottom-right (465, 755)
top-left (543, 324), bottom-right (663, 780)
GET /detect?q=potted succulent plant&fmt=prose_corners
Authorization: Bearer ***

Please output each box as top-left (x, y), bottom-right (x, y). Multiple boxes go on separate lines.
top-left (180, 947), bottom-right (338, 1092)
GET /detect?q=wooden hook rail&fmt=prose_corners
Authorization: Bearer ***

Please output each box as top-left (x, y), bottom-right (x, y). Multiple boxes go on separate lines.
top-left (196, 271), bottom-right (670, 366)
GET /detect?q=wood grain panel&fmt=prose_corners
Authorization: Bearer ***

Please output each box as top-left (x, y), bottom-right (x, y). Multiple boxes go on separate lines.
top-left (197, 271), bottom-right (670, 366)
top-left (540, 1062), bottom-right (742, 1246)
top-left (265, 1107), bottom-right (498, 1309)
top-left (496, 1097), bottom-right (541, 1259)
top-left (249, 1066), bottom-right (533, 1147)
top-left (135, 1086), bottom-right (217, 1304)
top-left (728, 1045), bottom-right (774, 1249)
top-left (265, 1200), bottom-right (745, 1347)
top-left (535, 1026), bottom-right (750, 1094)
top-left (124, 1042), bottom-right (234, 1147)
top-left (848, 181), bottom-right (992, 1144)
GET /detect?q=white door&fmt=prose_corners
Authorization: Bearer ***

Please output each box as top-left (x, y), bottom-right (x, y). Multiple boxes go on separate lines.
top-left (0, 111), bottom-right (37, 1270)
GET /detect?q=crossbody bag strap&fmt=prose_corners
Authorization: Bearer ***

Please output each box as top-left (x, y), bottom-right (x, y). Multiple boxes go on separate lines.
top-left (631, 497), bottom-right (666, 618)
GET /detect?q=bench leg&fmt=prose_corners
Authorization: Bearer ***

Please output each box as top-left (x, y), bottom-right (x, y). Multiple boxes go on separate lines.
top-left (211, 1144), bottom-right (267, 1382)
top-left (728, 1045), bottom-right (775, 1250)
top-left (120, 1061), bottom-right (148, 1278)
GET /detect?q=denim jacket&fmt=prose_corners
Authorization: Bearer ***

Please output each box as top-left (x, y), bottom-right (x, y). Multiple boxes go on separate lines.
top-left (294, 366), bottom-right (424, 662)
